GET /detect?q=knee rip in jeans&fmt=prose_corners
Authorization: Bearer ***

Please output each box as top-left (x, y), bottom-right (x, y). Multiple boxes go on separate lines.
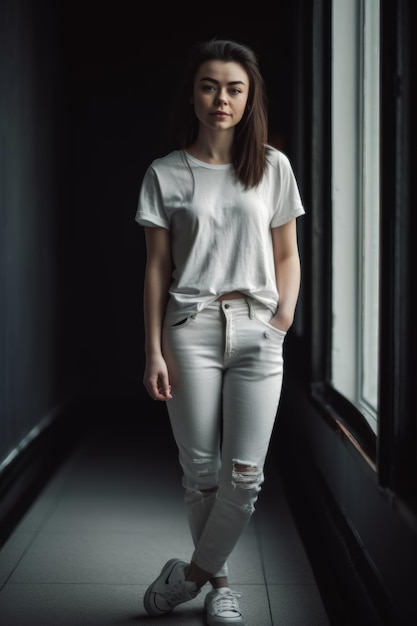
top-left (232, 461), bottom-right (261, 491)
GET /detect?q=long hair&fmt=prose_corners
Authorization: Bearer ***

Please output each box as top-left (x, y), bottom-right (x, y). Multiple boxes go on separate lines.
top-left (167, 39), bottom-right (270, 188)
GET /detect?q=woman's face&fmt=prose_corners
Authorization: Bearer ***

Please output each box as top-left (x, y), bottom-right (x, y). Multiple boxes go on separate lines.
top-left (192, 60), bottom-right (250, 133)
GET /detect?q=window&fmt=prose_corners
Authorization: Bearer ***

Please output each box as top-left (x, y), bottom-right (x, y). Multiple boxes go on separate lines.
top-left (331, 0), bottom-right (380, 435)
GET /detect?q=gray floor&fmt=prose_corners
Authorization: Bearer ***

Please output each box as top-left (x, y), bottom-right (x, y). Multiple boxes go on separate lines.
top-left (0, 417), bottom-right (331, 625)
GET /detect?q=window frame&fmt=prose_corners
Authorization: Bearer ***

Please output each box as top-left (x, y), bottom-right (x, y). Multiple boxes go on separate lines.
top-left (330, 0), bottom-right (380, 437)
top-left (302, 0), bottom-right (417, 522)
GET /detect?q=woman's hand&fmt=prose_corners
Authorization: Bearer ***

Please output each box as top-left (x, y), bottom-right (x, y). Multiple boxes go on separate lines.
top-left (143, 354), bottom-right (172, 401)
top-left (269, 310), bottom-right (292, 333)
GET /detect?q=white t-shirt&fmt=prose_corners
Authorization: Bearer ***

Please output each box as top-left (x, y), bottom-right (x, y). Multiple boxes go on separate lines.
top-left (136, 147), bottom-right (305, 323)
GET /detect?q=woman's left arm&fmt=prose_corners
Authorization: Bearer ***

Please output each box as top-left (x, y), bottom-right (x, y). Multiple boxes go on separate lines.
top-left (270, 219), bottom-right (301, 333)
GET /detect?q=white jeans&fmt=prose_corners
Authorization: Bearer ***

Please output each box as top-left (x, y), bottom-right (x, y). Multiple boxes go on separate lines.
top-left (162, 297), bottom-right (285, 577)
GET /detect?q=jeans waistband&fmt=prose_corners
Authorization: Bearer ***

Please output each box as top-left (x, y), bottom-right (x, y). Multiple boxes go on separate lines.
top-left (205, 297), bottom-right (267, 320)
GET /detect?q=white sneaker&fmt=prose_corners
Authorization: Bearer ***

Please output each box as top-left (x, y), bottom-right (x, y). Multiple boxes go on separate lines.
top-left (143, 558), bottom-right (200, 616)
top-left (205, 587), bottom-right (245, 625)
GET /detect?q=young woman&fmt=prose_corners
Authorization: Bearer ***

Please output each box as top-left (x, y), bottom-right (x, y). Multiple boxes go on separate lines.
top-left (136, 38), bottom-right (304, 626)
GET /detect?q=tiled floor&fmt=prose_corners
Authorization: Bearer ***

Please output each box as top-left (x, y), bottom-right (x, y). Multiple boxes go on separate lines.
top-left (0, 415), bottom-right (331, 625)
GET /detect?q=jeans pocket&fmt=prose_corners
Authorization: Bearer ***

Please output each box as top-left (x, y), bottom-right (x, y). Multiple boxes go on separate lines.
top-left (169, 317), bottom-right (193, 329)
top-left (255, 310), bottom-right (287, 339)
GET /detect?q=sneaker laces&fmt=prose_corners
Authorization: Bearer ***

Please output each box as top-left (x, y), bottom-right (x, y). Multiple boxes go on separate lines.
top-left (210, 589), bottom-right (242, 617)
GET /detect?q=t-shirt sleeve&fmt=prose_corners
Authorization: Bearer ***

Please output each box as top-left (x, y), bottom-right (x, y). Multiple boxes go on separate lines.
top-left (270, 153), bottom-right (305, 228)
top-left (135, 165), bottom-right (170, 229)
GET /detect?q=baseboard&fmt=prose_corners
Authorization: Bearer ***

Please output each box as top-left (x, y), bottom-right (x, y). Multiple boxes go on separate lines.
top-left (275, 442), bottom-right (399, 626)
top-left (0, 396), bottom-right (84, 548)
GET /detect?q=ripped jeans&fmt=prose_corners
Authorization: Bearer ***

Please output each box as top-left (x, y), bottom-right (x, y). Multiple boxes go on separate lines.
top-left (162, 297), bottom-right (285, 578)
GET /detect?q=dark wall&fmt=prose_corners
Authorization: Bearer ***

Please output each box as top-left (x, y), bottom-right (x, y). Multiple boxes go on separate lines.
top-left (0, 0), bottom-right (82, 469)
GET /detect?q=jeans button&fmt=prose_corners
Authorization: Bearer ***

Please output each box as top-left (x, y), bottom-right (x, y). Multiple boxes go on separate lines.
top-left (224, 304), bottom-right (230, 309)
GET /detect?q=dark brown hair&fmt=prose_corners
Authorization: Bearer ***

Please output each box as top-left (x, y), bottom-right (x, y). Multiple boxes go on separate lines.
top-left (168, 39), bottom-right (270, 188)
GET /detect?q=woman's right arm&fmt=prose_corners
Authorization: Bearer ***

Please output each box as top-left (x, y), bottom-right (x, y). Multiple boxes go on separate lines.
top-left (143, 226), bottom-right (173, 401)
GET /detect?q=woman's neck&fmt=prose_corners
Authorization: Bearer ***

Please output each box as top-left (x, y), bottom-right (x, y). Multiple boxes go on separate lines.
top-left (187, 131), bottom-right (233, 164)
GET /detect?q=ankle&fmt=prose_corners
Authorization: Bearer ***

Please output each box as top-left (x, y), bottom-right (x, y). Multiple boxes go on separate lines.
top-left (185, 562), bottom-right (212, 589)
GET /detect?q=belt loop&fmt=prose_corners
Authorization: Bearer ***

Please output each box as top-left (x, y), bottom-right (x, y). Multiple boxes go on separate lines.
top-left (245, 297), bottom-right (255, 319)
